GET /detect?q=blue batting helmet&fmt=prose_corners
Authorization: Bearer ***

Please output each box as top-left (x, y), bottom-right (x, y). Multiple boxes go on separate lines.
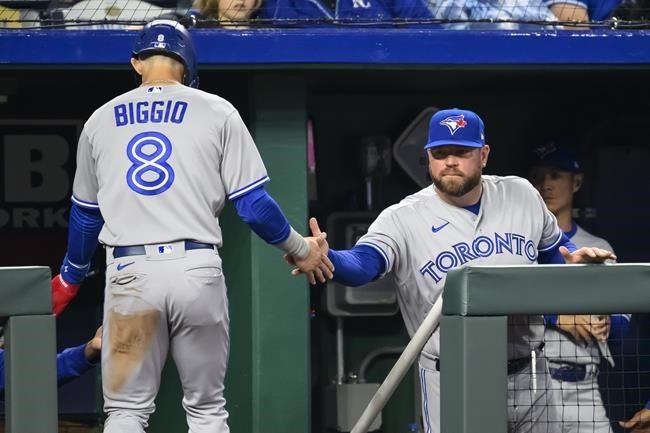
top-left (132, 19), bottom-right (199, 88)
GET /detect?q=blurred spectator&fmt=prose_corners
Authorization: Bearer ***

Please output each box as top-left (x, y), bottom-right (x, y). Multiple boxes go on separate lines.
top-left (258, 0), bottom-right (333, 23)
top-left (611, 0), bottom-right (650, 24)
top-left (544, 0), bottom-right (622, 23)
top-left (43, 0), bottom-right (172, 29)
top-left (0, 5), bottom-right (21, 27)
top-left (192, 0), bottom-right (263, 26)
top-left (335, 0), bottom-right (436, 23)
top-left (425, 0), bottom-right (557, 29)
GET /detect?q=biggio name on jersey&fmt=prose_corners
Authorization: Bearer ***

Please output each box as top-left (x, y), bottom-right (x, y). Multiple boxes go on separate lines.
top-left (114, 100), bottom-right (188, 127)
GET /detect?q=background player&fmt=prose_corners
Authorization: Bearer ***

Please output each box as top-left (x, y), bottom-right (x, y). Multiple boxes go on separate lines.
top-left (289, 108), bottom-right (615, 433)
top-left (0, 326), bottom-right (101, 397)
top-left (529, 143), bottom-right (630, 433)
top-left (50, 19), bottom-right (332, 433)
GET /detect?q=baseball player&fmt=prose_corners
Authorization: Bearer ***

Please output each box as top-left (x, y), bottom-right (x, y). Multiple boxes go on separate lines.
top-left (529, 144), bottom-right (630, 433)
top-left (49, 19), bottom-right (332, 433)
top-left (290, 108), bottom-right (616, 433)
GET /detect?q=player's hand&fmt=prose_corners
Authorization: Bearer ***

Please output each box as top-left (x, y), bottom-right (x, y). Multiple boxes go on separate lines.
top-left (590, 314), bottom-right (611, 341)
top-left (559, 246), bottom-right (616, 264)
top-left (287, 218), bottom-right (334, 285)
top-left (556, 314), bottom-right (595, 344)
top-left (619, 408), bottom-right (650, 432)
top-left (84, 326), bottom-right (102, 363)
top-left (51, 274), bottom-right (81, 316)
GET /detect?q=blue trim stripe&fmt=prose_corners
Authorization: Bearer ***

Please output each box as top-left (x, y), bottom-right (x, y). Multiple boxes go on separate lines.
top-left (227, 176), bottom-right (270, 200)
top-left (66, 259), bottom-right (88, 269)
top-left (420, 368), bottom-right (432, 433)
top-left (357, 241), bottom-right (390, 271)
top-left (71, 195), bottom-right (99, 209)
top-left (538, 231), bottom-right (563, 252)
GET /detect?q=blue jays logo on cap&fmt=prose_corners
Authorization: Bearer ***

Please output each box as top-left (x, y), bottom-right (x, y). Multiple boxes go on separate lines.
top-left (533, 142), bottom-right (581, 173)
top-left (425, 108), bottom-right (486, 149)
top-left (439, 115), bottom-right (467, 135)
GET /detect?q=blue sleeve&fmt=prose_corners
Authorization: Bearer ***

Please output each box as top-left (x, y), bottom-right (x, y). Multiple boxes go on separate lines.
top-left (61, 201), bottom-right (104, 284)
top-left (328, 244), bottom-right (386, 286)
top-left (538, 233), bottom-right (576, 264)
top-left (56, 344), bottom-right (96, 387)
top-left (609, 314), bottom-right (631, 340)
top-left (233, 186), bottom-right (291, 245)
top-left (0, 344), bottom-right (96, 397)
top-left (544, 315), bottom-right (558, 326)
top-left (645, 401), bottom-right (650, 410)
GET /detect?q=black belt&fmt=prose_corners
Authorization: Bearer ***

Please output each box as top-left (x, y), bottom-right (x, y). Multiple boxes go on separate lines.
top-left (549, 364), bottom-right (588, 382)
top-left (113, 241), bottom-right (214, 258)
top-left (434, 355), bottom-right (531, 375)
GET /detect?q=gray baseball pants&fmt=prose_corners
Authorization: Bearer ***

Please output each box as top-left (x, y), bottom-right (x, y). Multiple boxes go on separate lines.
top-left (419, 357), bottom-right (562, 433)
top-left (101, 242), bottom-right (230, 433)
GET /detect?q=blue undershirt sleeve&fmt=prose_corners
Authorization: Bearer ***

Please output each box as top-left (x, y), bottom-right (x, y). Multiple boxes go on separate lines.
top-left (56, 344), bottom-right (97, 387)
top-left (61, 202), bottom-right (104, 284)
top-left (328, 244), bottom-right (386, 287)
top-left (0, 344), bottom-right (96, 397)
top-left (609, 314), bottom-right (631, 340)
top-left (233, 186), bottom-right (291, 245)
top-left (541, 234), bottom-right (577, 324)
top-left (538, 233), bottom-right (576, 264)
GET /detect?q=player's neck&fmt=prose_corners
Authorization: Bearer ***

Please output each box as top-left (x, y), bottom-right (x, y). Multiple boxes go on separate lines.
top-left (140, 69), bottom-right (182, 86)
top-left (555, 208), bottom-right (573, 232)
top-left (437, 182), bottom-right (482, 208)
top-left (141, 77), bottom-right (181, 86)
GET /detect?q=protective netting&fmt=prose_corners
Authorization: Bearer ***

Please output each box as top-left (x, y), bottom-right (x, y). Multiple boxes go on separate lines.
top-left (1, 0), bottom-right (649, 30)
top-left (506, 314), bottom-right (650, 433)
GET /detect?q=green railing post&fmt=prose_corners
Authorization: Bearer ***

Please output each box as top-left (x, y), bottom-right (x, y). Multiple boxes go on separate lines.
top-left (440, 315), bottom-right (507, 433)
top-left (0, 266), bottom-right (57, 433)
top-left (441, 264), bottom-right (650, 433)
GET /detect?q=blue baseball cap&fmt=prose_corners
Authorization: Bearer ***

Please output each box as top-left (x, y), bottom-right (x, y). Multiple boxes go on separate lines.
top-left (533, 142), bottom-right (581, 173)
top-left (425, 108), bottom-right (485, 149)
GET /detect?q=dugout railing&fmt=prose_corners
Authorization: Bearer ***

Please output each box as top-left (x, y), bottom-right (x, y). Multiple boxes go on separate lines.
top-left (440, 264), bottom-right (650, 433)
top-left (0, 266), bottom-right (57, 433)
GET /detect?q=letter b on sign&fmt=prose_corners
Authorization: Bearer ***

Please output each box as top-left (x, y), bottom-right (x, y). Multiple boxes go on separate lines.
top-left (4, 135), bottom-right (69, 203)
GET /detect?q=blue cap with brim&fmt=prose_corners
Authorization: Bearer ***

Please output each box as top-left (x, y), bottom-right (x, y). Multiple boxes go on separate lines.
top-left (425, 108), bottom-right (485, 149)
top-left (533, 142), bottom-right (582, 173)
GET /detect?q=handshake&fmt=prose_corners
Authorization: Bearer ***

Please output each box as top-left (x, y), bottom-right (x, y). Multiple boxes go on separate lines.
top-left (285, 218), bottom-right (335, 286)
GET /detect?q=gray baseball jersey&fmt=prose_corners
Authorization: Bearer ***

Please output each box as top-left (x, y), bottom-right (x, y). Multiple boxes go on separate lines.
top-left (72, 84), bottom-right (269, 246)
top-left (357, 175), bottom-right (563, 363)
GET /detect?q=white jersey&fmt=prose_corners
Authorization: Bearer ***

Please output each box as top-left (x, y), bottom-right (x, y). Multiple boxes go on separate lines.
top-left (72, 84), bottom-right (269, 247)
top-left (358, 175), bottom-right (563, 363)
top-left (544, 225), bottom-right (628, 366)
